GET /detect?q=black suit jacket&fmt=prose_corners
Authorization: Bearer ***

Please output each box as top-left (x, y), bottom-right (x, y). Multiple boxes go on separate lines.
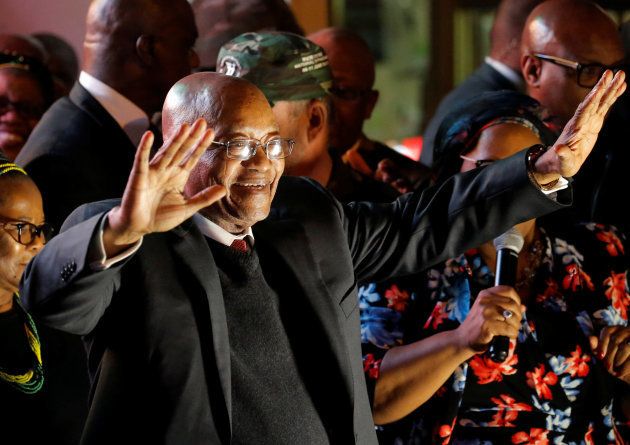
top-left (21, 152), bottom-right (568, 444)
top-left (15, 82), bottom-right (136, 231)
top-left (421, 62), bottom-right (518, 167)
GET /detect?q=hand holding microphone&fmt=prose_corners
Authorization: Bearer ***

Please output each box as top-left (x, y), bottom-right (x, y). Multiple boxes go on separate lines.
top-left (488, 228), bottom-right (525, 362)
top-left (454, 228), bottom-right (524, 360)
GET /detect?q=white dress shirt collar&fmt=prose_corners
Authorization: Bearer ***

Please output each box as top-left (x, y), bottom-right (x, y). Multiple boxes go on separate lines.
top-left (79, 71), bottom-right (150, 146)
top-left (484, 57), bottom-right (524, 90)
top-left (192, 214), bottom-right (254, 247)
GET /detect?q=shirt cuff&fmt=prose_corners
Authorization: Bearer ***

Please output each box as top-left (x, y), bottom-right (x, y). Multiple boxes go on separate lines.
top-left (89, 213), bottom-right (143, 271)
top-left (540, 176), bottom-right (569, 195)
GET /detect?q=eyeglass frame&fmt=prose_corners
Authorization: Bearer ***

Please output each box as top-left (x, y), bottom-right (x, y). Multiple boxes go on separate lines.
top-left (532, 53), bottom-right (627, 88)
top-left (209, 138), bottom-right (295, 161)
top-left (0, 217), bottom-right (53, 246)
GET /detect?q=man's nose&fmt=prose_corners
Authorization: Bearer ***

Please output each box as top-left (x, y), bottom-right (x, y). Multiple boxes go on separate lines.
top-left (242, 146), bottom-right (271, 170)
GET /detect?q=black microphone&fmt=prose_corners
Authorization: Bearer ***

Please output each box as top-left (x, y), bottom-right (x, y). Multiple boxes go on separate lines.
top-left (487, 227), bottom-right (524, 362)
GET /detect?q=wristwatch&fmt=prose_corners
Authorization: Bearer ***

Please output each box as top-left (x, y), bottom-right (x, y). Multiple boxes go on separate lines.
top-left (526, 144), bottom-right (560, 192)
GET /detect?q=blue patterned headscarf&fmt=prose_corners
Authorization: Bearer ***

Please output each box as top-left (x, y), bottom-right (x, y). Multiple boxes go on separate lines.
top-left (432, 90), bottom-right (556, 183)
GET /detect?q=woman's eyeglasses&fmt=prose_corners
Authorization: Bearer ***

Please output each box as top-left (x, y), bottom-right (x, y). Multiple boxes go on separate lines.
top-left (0, 218), bottom-right (53, 245)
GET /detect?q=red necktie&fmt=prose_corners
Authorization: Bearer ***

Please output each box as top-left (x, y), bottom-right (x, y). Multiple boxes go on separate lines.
top-left (230, 238), bottom-right (249, 252)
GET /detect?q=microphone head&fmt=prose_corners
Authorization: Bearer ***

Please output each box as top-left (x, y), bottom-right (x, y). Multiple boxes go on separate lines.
top-left (493, 227), bottom-right (524, 254)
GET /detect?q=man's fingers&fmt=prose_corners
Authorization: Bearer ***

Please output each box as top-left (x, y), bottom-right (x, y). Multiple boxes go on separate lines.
top-left (170, 119), bottom-right (208, 167)
top-left (151, 122), bottom-right (192, 166)
top-left (181, 128), bottom-right (214, 170)
top-left (133, 131), bottom-right (154, 176)
top-left (597, 70), bottom-right (626, 116)
top-left (574, 70), bottom-right (612, 119)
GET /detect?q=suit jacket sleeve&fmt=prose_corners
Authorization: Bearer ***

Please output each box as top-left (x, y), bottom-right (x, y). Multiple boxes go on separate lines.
top-left (342, 149), bottom-right (570, 283)
top-left (20, 200), bottom-right (126, 336)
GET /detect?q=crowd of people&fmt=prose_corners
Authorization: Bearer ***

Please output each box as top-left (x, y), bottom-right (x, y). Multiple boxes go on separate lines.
top-left (1, 0), bottom-right (629, 444)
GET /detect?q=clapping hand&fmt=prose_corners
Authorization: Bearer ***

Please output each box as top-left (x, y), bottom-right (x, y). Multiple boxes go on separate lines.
top-left (533, 70), bottom-right (626, 183)
top-left (590, 326), bottom-right (630, 384)
top-left (104, 119), bottom-right (226, 255)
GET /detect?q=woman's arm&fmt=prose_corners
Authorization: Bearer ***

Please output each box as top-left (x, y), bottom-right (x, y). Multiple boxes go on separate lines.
top-left (373, 285), bottom-right (522, 425)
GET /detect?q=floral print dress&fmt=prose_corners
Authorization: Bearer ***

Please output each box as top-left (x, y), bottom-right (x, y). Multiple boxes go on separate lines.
top-left (361, 223), bottom-right (629, 444)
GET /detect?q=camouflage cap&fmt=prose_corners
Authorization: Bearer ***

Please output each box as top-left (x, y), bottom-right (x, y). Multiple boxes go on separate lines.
top-left (217, 31), bottom-right (332, 104)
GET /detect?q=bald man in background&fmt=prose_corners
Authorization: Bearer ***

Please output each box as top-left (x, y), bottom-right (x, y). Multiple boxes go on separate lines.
top-left (421, 0), bottom-right (542, 168)
top-left (16, 0), bottom-right (200, 231)
top-left (191, 0), bottom-right (303, 71)
top-left (32, 33), bottom-right (80, 99)
top-left (309, 27), bottom-right (430, 193)
top-left (520, 0), bottom-right (630, 235)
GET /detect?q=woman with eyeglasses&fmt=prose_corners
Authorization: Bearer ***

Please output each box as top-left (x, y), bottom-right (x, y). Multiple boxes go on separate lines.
top-left (360, 91), bottom-right (629, 444)
top-left (0, 153), bottom-right (48, 429)
top-left (0, 153), bottom-right (89, 444)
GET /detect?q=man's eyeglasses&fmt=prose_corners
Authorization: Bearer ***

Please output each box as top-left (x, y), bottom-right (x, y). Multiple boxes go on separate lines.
top-left (533, 53), bottom-right (628, 88)
top-left (329, 86), bottom-right (374, 101)
top-left (210, 138), bottom-right (294, 161)
top-left (0, 218), bottom-right (53, 245)
top-left (459, 154), bottom-right (495, 168)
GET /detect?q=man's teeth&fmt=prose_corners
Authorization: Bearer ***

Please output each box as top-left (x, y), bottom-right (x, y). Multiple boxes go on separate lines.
top-left (236, 182), bottom-right (266, 187)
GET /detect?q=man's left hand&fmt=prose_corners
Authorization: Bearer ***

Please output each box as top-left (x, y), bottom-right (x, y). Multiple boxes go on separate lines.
top-left (533, 70), bottom-right (626, 184)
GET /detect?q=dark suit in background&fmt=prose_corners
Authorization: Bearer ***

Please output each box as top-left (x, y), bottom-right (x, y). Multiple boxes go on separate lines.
top-left (21, 151), bottom-right (568, 444)
top-left (15, 83), bottom-right (136, 232)
top-left (14, 81), bottom-right (135, 444)
top-left (421, 62), bottom-right (517, 167)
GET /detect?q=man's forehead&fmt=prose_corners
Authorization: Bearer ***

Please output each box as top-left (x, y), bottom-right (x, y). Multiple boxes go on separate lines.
top-left (216, 105), bottom-right (278, 137)
top-left (560, 36), bottom-right (624, 65)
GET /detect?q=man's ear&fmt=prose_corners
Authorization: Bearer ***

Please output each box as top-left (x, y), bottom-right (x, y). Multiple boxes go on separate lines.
top-left (522, 54), bottom-right (542, 88)
top-left (306, 99), bottom-right (328, 143)
top-left (363, 89), bottom-right (379, 120)
top-left (136, 34), bottom-right (156, 67)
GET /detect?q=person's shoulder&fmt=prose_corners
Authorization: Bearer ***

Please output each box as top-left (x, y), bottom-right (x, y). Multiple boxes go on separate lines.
top-left (270, 176), bottom-right (342, 219)
top-left (437, 63), bottom-right (515, 114)
top-left (275, 175), bottom-right (330, 197)
top-left (59, 199), bottom-right (121, 233)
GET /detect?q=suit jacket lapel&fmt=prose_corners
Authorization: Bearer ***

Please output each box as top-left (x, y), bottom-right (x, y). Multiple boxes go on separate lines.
top-left (170, 221), bottom-right (232, 440)
top-left (69, 83), bottom-right (136, 173)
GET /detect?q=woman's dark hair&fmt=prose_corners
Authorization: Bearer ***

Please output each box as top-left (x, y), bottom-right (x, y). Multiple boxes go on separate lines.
top-left (432, 90), bottom-right (556, 184)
